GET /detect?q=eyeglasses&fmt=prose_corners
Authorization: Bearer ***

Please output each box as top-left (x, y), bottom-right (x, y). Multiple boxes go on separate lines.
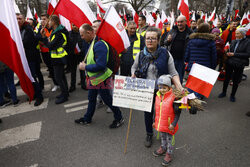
top-left (146, 37), bottom-right (157, 42)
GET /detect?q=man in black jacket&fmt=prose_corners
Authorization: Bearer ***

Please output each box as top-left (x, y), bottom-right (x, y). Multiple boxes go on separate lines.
top-left (16, 13), bottom-right (43, 106)
top-left (164, 15), bottom-right (193, 84)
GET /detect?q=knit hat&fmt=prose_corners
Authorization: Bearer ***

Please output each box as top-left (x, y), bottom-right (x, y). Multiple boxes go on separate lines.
top-left (157, 75), bottom-right (172, 87)
top-left (236, 27), bottom-right (247, 37)
top-left (211, 28), bottom-right (220, 34)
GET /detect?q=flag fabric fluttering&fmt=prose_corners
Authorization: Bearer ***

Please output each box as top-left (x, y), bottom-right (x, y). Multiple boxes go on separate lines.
top-left (34, 8), bottom-right (40, 22)
top-left (48, 0), bottom-right (57, 15)
top-left (208, 8), bottom-right (216, 22)
top-left (177, 0), bottom-right (190, 26)
top-left (224, 42), bottom-right (230, 51)
top-left (13, 0), bottom-right (20, 13)
top-left (155, 14), bottom-right (162, 29)
top-left (185, 63), bottom-right (219, 98)
top-left (0, 0), bottom-right (34, 100)
top-left (97, 6), bottom-right (103, 21)
top-left (96, 6), bottom-right (130, 54)
top-left (131, 7), bottom-right (139, 28)
top-left (54, 0), bottom-right (96, 27)
top-left (26, 4), bottom-right (33, 20)
top-left (96, 0), bottom-right (106, 13)
top-left (241, 12), bottom-right (249, 25)
top-left (161, 10), bottom-right (168, 24)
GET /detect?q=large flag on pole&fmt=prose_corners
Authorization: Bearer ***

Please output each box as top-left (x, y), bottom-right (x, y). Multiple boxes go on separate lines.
top-left (185, 63), bottom-right (219, 98)
top-left (48, 0), bottom-right (57, 15)
top-left (177, 0), bottom-right (190, 26)
top-left (54, 0), bottom-right (96, 27)
top-left (13, 0), bottom-right (20, 13)
top-left (0, 0), bottom-right (34, 100)
top-left (34, 8), bottom-right (40, 22)
top-left (131, 8), bottom-right (139, 28)
top-left (96, 6), bottom-right (130, 54)
top-left (208, 8), bottom-right (216, 22)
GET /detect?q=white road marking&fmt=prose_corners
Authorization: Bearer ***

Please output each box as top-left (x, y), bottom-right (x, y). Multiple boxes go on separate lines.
top-left (0, 122), bottom-right (42, 150)
top-left (28, 164), bottom-right (38, 167)
top-left (17, 84), bottom-right (51, 97)
top-left (14, 75), bottom-right (51, 83)
top-left (65, 105), bottom-right (88, 113)
top-left (0, 98), bottom-right (49, 119)
top-left (64, 100), bottom-right (88, 108)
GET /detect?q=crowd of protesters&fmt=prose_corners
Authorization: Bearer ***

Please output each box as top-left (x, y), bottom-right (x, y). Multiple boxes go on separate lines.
top-left (0, 9), bottom-right (250, 166)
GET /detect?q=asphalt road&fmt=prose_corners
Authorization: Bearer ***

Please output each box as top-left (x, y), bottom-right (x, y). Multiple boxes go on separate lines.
top-left (0, 68), bottom-right (250, 167)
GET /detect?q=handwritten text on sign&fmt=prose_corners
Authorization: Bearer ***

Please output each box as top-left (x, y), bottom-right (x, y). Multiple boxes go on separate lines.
top-left (113, 75), bottom-right (155, 112)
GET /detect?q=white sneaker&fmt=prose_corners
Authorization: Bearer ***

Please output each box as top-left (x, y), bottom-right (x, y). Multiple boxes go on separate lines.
top-left (52, 85), bottom-right (59, 92)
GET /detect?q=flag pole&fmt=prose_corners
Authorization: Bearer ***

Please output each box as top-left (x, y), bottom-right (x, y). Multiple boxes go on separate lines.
top-left (124, 108), bottom-right (133, 154)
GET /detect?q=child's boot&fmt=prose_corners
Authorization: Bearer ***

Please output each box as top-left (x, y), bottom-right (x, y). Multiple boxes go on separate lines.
top-left (162, 153), bottom-right (172, 166)
top-left (153, 146), bottom-right (166, 157)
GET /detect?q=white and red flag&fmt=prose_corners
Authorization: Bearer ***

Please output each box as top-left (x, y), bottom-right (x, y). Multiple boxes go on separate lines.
top-left (131, 7), bottom-right (139, 28)
top-left (208, 8), bottom-right (216, 22)
top-left (26, 4), bottom-right (33, 20)
top-left (0, 0), bottom-right (34, 100)
top-left (97, 6), bottom-right (103, 21)
top-left (34, 8), bottom-right (40, 22)
top-left (123, 8), bottom-right (127, 27)
top-left (54, 0), bottom-right (96, 27)
top-left (185, 64), bottom-right (219, 98)
top-left (155, 14), bottom-right (162, 29)
top-left (191, 12), bottom-right (195, 21)
top-left (177, 0), bottom-right (190, 26)
top-left (234, 9), bottom-right (239, 19)
top-left (47, 0), bottom-right (57, 15)
top-left (146, 13), bottom-right (155, 26)
top-left (96, 0), bottom-right (106, 13)
top-left (161, 10), bottom-right (168, 24)
top-left (74, 43), bottom-right (81, 54)
top-left (59, 15), bottom-right (72, 31)
top-left (224, 42), bottom-right (230, 51)
top-left (96, 6), bottom-right (130, 54)
top-left (240, 12), bottom-right (249, 25)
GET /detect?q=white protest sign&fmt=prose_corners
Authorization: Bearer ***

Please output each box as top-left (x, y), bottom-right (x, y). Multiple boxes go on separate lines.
top-left (113, 75), bottom-right (155, 112)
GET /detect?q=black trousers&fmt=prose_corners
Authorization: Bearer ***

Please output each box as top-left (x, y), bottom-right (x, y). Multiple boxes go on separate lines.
top-left (223, 62), bottom-right (244, 97)
top-left (41, 52), bottom-right (58, 85)
top-left (69, 54), bottom-right (78, 88)
top-left (53, 64), bottom-right (68, 97)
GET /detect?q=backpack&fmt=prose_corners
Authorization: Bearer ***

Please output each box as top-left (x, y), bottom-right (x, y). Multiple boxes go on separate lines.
top-left (105, 42), bottom-right (120, 76)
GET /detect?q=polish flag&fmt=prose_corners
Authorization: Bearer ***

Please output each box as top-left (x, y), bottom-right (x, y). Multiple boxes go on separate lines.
top-left (155, 14), bottom-right (163, 29)
top-left (177, 0), bottom-right (190, 26)
top-left (224, 42), bottom-right (230, 51)
top-left (123, 8), bottom-right (127, 27)
top-left (96, 0), bottom-right (106, 13)
top-left (34, 8), bottom-right (40, 22)
top-left (213, 15), bottom-right (218, 27)
top-left (26, 4), bottom-right (33, 20)
top-left (54, 0), bottom-right (96, 27)
top-left (97, 6), bottom-right (103, 21)
top-left (96, 6), bottom-right (130, 54)
top-left (47, 0), bottom-right (57, 15)
top-left (59, 15), bottom-right (72, 31)
top-left (13, 0), bottom-right (20, 13)
top-left (185, 63), bottom-right (219, 98)
top-left (146, 13), bottom-right (155, 26)
top-left (74, 43), bottom-right (81, 54)
top-left (0, 0), bottom-right (34, 100)
top-left (170, 11), bottom-right (175, 29)
top-left (208, 8), bottom-right (216, 22)
top-left (191, 12), bottom-right (195, 21)
top-left (234, 9), bottom-right (239, 19)
top-left (240, 13), bottom-right (249, 25)
top-left (161, 10), bottom-right (168, 23)
top-left (131, 8), bottom-right (139, 28)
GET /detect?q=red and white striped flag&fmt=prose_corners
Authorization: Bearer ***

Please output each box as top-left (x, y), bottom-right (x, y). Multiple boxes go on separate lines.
top-left (97, 6), bottom-right (103, 21)
top-left (224, 42), bottom-right (230, 51)
top-left (161, 10), bottom-right (168, 23)
top-left (155, 14), bottom-right (162, 29)
top-left (59, 14), bottom-right (72, 31)
top-left (177, 0), bottom-right (190, 26)
top-left (74, 43), bottom-right (81, 54)
top-left (96, 0), bottom-right (106, 13)
top-left (240, 12), bottom-right (249, 25)
top-left (54, 0), bottom-right (96, 27)
top-left (208, 8), bottom-right (216, 22)
top-left (191, 12), bottom-right (195, 21)
top-left (234, 9), bottom-right (239, 19)
top-left (131, 8), bottom-right (139, 28)
top-left (26, 4), bottom-right (33, 20)
top-left (0, 0), bottom-right (34, 100)
top-left (96, 6), bottom-right (130, 54)
top-left (185, 63), bottom-right (219, 98)
top-left (13, 0), bottom-right (20, 13)
top-left (34, 8), bottom-right (40, 22)
top-left (48, 0), bottom-right (57, 15)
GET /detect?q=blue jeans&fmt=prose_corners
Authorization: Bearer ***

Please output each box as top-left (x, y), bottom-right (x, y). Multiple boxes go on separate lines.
top-left (83, 78), bottom-right (122, 122)
top-left (0, 69), bottom-right (17, 103)
top-left (174, 59), bottom-right (185, 84)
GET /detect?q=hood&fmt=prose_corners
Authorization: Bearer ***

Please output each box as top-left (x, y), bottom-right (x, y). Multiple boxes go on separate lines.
top-left (51, 24), bottom-right (65, 36)
top-left (189, 33), bottom-right (216, 41)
